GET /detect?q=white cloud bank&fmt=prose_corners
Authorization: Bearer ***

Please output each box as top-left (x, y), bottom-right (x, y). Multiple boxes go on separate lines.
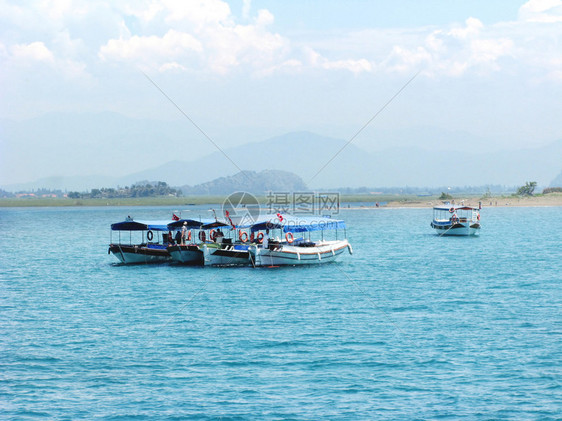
top-left (98, 2), bottom-right (289, 75)
top-left (0, 0), bottom-right (561, 80)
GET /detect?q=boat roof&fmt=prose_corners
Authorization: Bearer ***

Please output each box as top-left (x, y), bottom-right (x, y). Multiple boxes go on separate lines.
top-left (247, 213), bottom-right (346, 233)
top-left (114, 214), bottom-right (347, 232)
top-left (113, 217), bottom-right (232, 231)
top-left (433, 205), bottom-right (479, 211)
top-left (111, 219), bottom-right (174, 231)
top-left (166, 218), bottom-right (224, 230)
top-left (201, 220), bottom-right (230, 229)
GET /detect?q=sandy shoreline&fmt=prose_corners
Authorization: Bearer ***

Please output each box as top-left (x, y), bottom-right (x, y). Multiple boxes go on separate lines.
top-left (346, 194), bottom-right (562, 209)
top-left (1, 193), bottom-right (561, 208)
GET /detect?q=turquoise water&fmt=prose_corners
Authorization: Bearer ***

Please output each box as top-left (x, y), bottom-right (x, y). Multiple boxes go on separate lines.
top-left (1, 205), bottom-right (561, 419)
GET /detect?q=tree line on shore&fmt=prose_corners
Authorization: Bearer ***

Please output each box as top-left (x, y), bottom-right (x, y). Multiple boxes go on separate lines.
top-left (1, 181), bottom-right (561, 200)
top-left (66, 182), bottom-right (181, 199)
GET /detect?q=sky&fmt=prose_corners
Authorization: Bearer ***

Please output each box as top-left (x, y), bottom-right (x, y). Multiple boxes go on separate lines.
top-left (1, 0), bottom-right (562, 186)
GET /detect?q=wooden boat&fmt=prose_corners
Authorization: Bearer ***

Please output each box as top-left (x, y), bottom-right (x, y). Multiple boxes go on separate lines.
top-left (108, 217), bottom-right (173, 264)
top-left (430, 205), bottom-right (481, 236)
top-left (246, 214), bottom-right (353, 266)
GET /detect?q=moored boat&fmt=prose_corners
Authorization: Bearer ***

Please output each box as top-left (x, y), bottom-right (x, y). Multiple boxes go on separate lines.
top-left (430, 205), bottom-right (481, 236)
top-left (167, 217), bottom-right (252, 266)
top-left (108, 217), bottom-right (174, 264)
top-left (200, 219), bottom-right (252, 266)
top-left (247, 214), bottom-right (353, 266)
top-left (166, 218), bottom-right (208, 265)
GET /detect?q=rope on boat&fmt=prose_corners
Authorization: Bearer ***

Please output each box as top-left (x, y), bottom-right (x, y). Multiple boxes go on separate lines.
top-left (439, 223), bottom-right (456, 237)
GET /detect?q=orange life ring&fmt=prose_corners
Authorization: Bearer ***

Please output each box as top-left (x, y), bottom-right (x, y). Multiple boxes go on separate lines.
top-left (256, 232), bottom-right (264, 243)
top-left (449, 207), bottom-right (454, 213)
top-left (199, 231), bottom-right (206, 242)
top-left (210, 229), bottom-right (216, 241)
top-left (187, 230), bottom-right (192, 242)
top-left (239, 231), bottom-right (248, 242)
top-left (286, 232), bottom-right (294, 243)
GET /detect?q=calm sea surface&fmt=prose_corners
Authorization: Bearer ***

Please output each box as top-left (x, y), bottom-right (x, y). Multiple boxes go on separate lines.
top-left (1, 205), bottom-right (561, 420)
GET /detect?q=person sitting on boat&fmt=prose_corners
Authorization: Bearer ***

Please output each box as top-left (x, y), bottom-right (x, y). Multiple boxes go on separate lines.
top-left (174, 230), bottom-right (182, 245)
top-left (215, 229), bottom-right (224, 243)
top-left (451, 213), bottom-right (459, 225)
top-left (167, 230), bottom-right (175, 245)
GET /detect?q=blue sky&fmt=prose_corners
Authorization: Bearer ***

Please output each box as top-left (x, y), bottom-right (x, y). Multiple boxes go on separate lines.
top-left (1, 0), bottom-right (562, 185)
top-left (241, 0), bottom-right (523, 29)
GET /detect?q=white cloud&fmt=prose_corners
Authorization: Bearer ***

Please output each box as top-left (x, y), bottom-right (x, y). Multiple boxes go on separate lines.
top-left (300, 46), bottom-right (373, 74)
top-left (519, 0), bottom-right (562, 22)
top-left (2, 0), bottom-right (562, 125)
top-left (11, 41), bottom-right (55, 63)
top-left (98, 2), bottom-right (290, 75)
top-left (449, 17), bottom-right (484, 40)
top-left (8, 40), bottom-right (88, 79)
top-left (470, 38), bottom-right (514, 67)
top-left (99, 29), bottom-right (203, 66)
top-left (7, 0), bottom-right (553, 81)
top-left (161, 0), bottom-right (232, 27)
top-left (380, 18), bottom-right (515, 77)
top-left (158, 61), bottom-right (187, 72)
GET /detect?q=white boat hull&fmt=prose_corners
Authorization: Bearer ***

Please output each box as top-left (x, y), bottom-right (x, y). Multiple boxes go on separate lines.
top-left (431, 222), bottom-right (480, 236)
top-left (249, 239), bottom-right (352, 266)
top-left (202, 244), bottom-right (251, 266)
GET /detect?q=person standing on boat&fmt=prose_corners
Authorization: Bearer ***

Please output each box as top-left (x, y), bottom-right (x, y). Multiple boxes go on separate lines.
top-left (263, 229), bottom-right (269, 249)
top-left (181, 222), bottom-right (188, 245)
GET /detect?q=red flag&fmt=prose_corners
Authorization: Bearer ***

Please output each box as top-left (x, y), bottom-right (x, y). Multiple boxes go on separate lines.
top-left (225, 210), bottom-right (234, 227)
top-left (277, 213), bottom-right (283, 222)
top-left (172, 213), bottom-right (180, 221)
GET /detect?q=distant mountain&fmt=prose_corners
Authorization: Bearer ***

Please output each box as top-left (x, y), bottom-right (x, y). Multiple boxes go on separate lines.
top-left (550, 170), bottom-right (562, 187)
top-left (181, 170), bottom-right (307, 195)
top-left (2, 175), bottom-right (120, 192)
top-left (3, 119), bottom-right (562, 191)
top-left (0, 111), bottom-right (211, 187)
top-left (122, 131), bottom-right (372, 188)
top-left (125, 132), bottom-right (562, 189)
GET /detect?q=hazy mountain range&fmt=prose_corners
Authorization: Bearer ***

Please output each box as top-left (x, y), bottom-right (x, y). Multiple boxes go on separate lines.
top-left (2, 112), bottom-right (561, 192)
top-left (551, 170), bottom-right (562, 187)
top-left (180, 170), bottom-right (307, 195)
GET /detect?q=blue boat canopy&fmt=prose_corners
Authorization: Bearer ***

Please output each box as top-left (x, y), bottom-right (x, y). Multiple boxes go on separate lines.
top-left (201, 220), bottom-right (231, 230)
top-left (166, 218), bottom-right (221, 230)
top-left (111, 219), bottom-right (173, 231)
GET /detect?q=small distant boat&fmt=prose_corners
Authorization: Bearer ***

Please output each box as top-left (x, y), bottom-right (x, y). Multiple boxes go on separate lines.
top-left (430, 205), bottom-right (481, 236)
top-left (109, 217), bottom-right (174, 263)
top-left (247, 214), bottom-right (353, 266)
